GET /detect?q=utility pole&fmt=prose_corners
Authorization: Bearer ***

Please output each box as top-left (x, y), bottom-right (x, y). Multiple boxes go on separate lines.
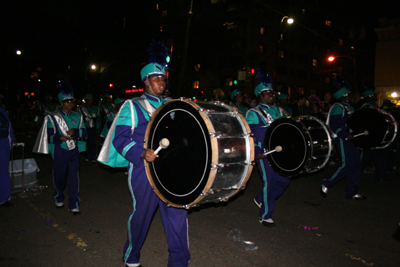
top-left (177, 0), bottom-right (194, 97)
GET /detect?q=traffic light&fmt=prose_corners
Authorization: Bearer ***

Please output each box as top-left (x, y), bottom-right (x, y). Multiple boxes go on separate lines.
top-left (166, 56), bottom-right (171, 63)
top-left (109, 83), bottom-right (113, 88)
top-left (233, 80), bottom-right (238, 85)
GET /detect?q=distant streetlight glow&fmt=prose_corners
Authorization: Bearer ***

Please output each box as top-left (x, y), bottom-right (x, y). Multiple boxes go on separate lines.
top-left (328, 56), bottom-right (335, 62)
top-left (287, 18), bottom-right (294, 24)
top-left (391, 92), bottom-right (398, 98)
top-left (16, 50), bottom-right (21, 55)
top-left (91, 64), bottom-right (96, 70)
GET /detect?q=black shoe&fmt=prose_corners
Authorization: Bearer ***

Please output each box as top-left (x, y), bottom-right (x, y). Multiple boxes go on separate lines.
top-left (125, 265), bottom-right (141, 267)
top-left (320, 185), bottom-right (328, 198)
top-left (0, 201), bottom-right (13, 207)
top-left (346, 194), bottom-right (367, 200)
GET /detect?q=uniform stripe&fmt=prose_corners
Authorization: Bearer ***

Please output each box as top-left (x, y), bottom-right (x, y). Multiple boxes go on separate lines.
top-left (327, 139), bottom-right (346, 181)
top-left (259, 159), bottom-right (269, 219)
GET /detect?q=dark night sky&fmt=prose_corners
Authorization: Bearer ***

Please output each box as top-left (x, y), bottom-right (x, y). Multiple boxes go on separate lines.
top-left (1, 0), bottom-right (399, 99)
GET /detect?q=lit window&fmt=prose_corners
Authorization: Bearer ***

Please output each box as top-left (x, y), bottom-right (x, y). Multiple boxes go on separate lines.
top-left (278, 50), bottom-right (285, 59)
top-left (260, 45), bottom-right (264, 53)
top-left (339, 39), bottom-right (343, 46)
top-left (302, 9), bottom-right (306, 15)
top-left (161, 10), bottom-right (167, 17)
top-left (260, 27), bottom-right (265, 35)
top-left (156, 4), bottom-right (159, 10)
top-left (351, 46), bottom-right (355, 50)
top-left (193, 81), bottom-right (199, 89)
top-left (194, 64), bottom-right (201, 71)
top-left (160, 25), bottom-right (163, 32)
top-left (227, 23), bottom-right (237, 30)
top-left (325, 20), bottom-right (332, 27)
top-left (298, 87), bottom-right (305, 94)
top-left (312, 59), bottom-right (318, 66)
top-left (226, 78), bottom-right (233, 87)
top-left (280, 33), bottom-right (284, 41)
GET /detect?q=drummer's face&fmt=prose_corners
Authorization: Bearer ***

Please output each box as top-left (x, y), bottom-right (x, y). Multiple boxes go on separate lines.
top-left (146, 75), bottom-right (167, 97)
top-left (261, 91), bottom-right (275, 104)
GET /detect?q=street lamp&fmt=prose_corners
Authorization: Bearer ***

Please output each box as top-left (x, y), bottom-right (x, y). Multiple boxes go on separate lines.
top-left (274, 16), bottom-right (294, 83)
top-left (327, 55), bottom-right (356, 89)
top-left (91, 64), bottom-right (96, 70)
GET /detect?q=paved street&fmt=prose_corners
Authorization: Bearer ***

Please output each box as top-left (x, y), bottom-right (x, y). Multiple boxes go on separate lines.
top-left (1, 123), bottom-right (400, 267)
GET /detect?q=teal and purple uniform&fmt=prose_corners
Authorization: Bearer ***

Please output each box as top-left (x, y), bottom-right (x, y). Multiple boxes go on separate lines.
top-left (110, 93), bottom-right (190, 267)
top-left (0, 108), bottom-right (16, 204)
top-left (246, 103), bottom-right (290, 221)
top-left (323, 102), bottom-right (361, 196)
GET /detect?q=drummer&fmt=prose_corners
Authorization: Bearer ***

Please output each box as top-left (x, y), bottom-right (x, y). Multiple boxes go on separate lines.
top-left (246, 66), bottom-right (290, 228)
top-left (358, 79), bottom-right (388, 181)
top-left (97, 42), bottom-right (190, 267)
top-left (320, 74), bottom-right (366, 200)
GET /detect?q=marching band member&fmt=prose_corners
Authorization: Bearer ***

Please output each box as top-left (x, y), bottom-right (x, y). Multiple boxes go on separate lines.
top-left (0, 107), bottom-right (16, 206)
top-left (246, 66), bottom-right (290, 228)
top-left (320, 74), bottom-right (366, 200)
top-left (358, 79), bottom-right (388, 181)
top-left (79, 93), bottom-right (101, 163)
top-left (34, 94), bottom-right (57, 125)
top-left (33, 76), bottom-right (87, 214)
top-left (230, 87), bottom-right (248, 117)
top-left (98, 42), bottom-right (190, 267)
top-left (277, 86), bottom-right (292, 117)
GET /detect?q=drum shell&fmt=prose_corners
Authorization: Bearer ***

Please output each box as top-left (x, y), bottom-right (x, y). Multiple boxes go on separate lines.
top-left (144, 99), bottom-right (254, 208)
top-left (265, 116), bottom-right (332, 178)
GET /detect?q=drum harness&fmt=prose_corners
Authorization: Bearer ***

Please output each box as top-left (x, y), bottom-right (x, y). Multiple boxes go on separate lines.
top-left (326, 103), bottom-right (353, 138)
top-left (253, 105), bottom-right (287, 128)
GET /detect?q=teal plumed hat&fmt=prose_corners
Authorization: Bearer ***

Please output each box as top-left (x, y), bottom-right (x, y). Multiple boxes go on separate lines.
top-left (230, 88), bottom-right (242, 100)
top-left (332, 73), bottom-right (351, 100)
top-left (114, 86), bottom-right (126, 106)
top-left (277, 93), bottom-right (288, 101)
top-left (140, 41), bottom-right (170, 82)
top-left (360, 79), bottom-right (376, 98)
top-left (277, 85), bottom-right (289, 100)
top-left (254, 66), bottom-right (274, 97)
top-left (57, 75), bottom-right (74, 102)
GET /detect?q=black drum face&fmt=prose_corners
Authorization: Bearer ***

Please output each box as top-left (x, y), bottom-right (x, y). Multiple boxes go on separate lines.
top-left (147, 101), bottom-right (211, 205)
top-left (347, 108), bottom-right (387, 149)
top-left (265, 118), bottom-right (310, 177)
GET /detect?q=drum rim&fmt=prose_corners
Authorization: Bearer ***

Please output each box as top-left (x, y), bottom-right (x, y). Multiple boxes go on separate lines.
top-left (145, 99), bottom-right (254, 208)
top-left (347, 108), bottom-right (398, 150)
top-left (145, 99), bottom-right (216, 208)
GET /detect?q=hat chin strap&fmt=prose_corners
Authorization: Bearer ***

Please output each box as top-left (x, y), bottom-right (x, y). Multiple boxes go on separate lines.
top-left (146, 76), bottom-right (156, 96)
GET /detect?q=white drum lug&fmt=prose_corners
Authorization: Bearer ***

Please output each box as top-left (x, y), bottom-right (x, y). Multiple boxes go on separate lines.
top-left (178, 97), bottom-right (185, 101)
top-left (200, 191), bottom-right (208, 196)
top-left (209, 132), bottom-right (222, 138)
top-left (211, 163), bottom-right (224, 170)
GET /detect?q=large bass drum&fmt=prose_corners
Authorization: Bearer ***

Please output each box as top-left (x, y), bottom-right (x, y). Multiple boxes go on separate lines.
top-left (347, 108), bottom-right (398, 150)
top-left (145, 99), bottom-right (254, 209)
top-left (264, 116), bottom-right (332, 178)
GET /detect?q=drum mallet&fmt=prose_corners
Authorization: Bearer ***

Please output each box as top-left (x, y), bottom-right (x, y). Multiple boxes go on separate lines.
top-left (347, 130), bottom-right (369, 140)
top-left (154, 138), bottom-right (170, 155)
top-left (354, 130), bottom-right (369, 138)
top-left (263, 146), bottom-right (283, 156)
